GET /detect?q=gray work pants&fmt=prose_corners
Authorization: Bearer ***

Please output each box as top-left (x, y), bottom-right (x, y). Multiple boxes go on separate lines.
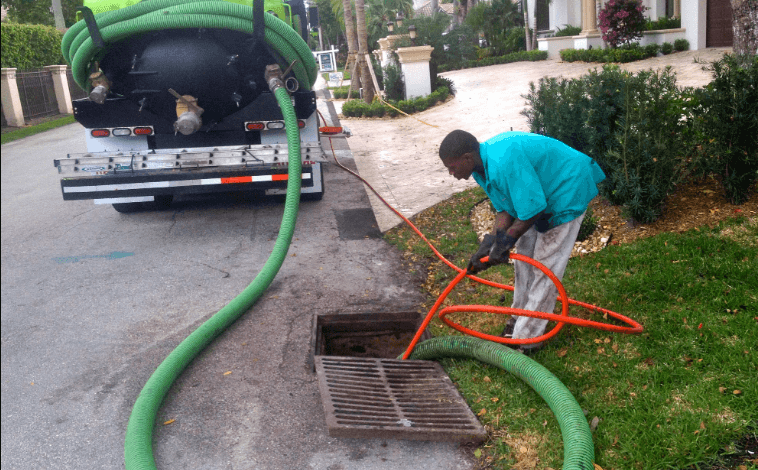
top-left (510, 212), bottom-right (585, 348)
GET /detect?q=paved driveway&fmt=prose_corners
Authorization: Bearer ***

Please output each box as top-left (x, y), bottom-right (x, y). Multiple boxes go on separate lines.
top-left (337, 48), bottom-right (731, 231)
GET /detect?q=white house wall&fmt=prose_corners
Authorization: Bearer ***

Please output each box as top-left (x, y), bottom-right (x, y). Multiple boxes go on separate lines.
top-left (544, 0), bottom-right (710, 53)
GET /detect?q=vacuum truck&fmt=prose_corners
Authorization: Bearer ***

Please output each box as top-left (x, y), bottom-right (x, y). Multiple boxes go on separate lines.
top-left (56, 0), bottom-right (335, 212)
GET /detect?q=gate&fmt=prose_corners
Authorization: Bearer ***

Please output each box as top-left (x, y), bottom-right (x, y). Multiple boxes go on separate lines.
top-left (16, 68), bottom-right (59, 121)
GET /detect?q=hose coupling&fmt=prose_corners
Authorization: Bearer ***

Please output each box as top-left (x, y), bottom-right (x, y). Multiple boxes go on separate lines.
top-left (169, 89), bottom-right (204, 136)
top-left (88, 70), bottom-right (111, 104)
top-left (264, 64), bottom-right (285, 93)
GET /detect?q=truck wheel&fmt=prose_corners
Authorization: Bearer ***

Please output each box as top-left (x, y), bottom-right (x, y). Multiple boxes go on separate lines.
top-left (112, 195), bottom-right (173, 213)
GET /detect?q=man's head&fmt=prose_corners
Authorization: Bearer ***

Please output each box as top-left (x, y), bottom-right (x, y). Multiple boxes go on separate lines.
top-left (439, 130), bottom-right (481, 180)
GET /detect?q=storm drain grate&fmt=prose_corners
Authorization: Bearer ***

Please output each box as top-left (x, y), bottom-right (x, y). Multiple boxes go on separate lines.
top-left (315, 356), bottom-right (487, 442)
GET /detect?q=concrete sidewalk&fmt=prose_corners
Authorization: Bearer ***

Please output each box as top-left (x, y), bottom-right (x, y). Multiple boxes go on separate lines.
top-left (337, 47), bottom-right (731, 232)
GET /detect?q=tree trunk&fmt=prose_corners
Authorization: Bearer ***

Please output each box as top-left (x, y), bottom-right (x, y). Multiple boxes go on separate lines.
top-left (354, 0), bottom-right (375, 103)
top-left (431, 0), bottom-right (439, 15)
top-left (341, 0), bottom-right (361, 97)
top-left (731, 0), bottom-right (758, 57)
top-left (51, 0), bottom-right (65, 29)
top-left (523, 0), bottom-right (532, 51)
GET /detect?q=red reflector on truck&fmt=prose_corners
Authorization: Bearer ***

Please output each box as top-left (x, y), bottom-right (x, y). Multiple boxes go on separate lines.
top-left (91, 129), bottom-right (110, 137)
top-left (133, 127), bottom-right (153, 135)
top-left (298, 120), bottom-right (306, 128)
top-left (319, 126), bottom-right (343, 135)
top-left (246, 122), bottom-right (265, 131)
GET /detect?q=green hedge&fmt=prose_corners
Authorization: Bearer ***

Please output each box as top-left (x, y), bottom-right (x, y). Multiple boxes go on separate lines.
top-left (341, 85), bottom-right (451, 118)
top-left (560, 40), bottom-right (689, 64)
top-left (438, 50), bottom-right (547, 73)
top-left (1, 23), bottom-right (66, 70)
top-left (560, 43), bottom-right (659, 63)
top-left (522, 55), bottom-right (758, 220)
top-left (523, 65), bottom-right (691, 223)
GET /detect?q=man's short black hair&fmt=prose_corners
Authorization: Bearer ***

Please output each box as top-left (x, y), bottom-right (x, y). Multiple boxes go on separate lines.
top-left (439, 130), bottom-right (479, 161)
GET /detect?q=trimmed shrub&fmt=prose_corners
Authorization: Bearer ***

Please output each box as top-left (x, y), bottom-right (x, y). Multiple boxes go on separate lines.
top-left (598, 0), bottom-right (648, 48)
top-left (688, 54), bottom-right (758, 204)
top-left (644, 43), bottom-right (660, 56)
top-left (660, 42), bottom-right (674, 54)
top-left (559, 44), bottom-right (656, 63)
top-left (0, 23), bottom-right (65, 69)
top-left (674, 38), bottom-right (690, 51)
top-left (522, 65), bottom-right (688, 223)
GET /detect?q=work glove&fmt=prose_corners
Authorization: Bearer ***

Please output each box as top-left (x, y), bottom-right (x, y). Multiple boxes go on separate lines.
top-left (467, 234), bottom-right (495, 274)
top-left (488, 230), bottom-right (517, 265)
top-left (534, 212), bottom-right (554, 233)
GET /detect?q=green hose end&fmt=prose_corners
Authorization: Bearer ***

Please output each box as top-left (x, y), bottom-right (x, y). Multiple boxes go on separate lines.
top-left (408, 336), bottom-right (595, 470)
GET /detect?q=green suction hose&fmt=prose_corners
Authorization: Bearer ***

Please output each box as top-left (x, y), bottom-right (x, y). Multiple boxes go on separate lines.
top-left (61, 0), bottom-right (317, 92)
top-left (408, 336), bottom-right (595, 470)
top-left (123, 88), bottom-right (301, 470)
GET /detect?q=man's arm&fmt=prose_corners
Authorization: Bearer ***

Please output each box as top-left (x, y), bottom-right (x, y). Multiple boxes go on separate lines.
top-left (492, 210), bottom-right (546, 239)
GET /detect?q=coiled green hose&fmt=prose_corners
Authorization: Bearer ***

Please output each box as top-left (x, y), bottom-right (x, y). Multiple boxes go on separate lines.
top-left (408, 336), bottom-right (595, 470)
top-left (61, 0), bottom-right (317, 92)
top-left (122, 85), bottom-right (301, 470)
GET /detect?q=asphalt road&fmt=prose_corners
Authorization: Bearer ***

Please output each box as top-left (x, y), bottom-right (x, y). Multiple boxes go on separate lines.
top-left (1, 113), bottom-right (474, 469)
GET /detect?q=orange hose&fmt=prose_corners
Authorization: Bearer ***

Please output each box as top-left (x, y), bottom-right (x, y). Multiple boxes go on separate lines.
top-left (318, 113), bottom-right (643, 361)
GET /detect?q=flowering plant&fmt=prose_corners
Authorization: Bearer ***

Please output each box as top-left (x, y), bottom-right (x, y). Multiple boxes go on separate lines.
top-left (598, 0), bottom-right (648, 48)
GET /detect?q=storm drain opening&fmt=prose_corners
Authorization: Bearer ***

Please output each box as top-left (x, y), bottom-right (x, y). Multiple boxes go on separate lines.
top-left (311, 311), bottom-right (432, 362)
top-left (312, 312), bottom-right (486, 443)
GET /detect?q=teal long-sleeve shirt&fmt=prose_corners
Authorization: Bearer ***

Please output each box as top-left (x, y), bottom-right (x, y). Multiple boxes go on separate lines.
top-left (472, 132), bottom-right (606, 226)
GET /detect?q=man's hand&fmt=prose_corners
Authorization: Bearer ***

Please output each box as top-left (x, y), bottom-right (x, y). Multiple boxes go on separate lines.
top-left (488, 230), bottom-right (517, 264)
top-left (534, 212), bottom-right (554, 233)
top-left (467, 234), bottom-right (495, 274)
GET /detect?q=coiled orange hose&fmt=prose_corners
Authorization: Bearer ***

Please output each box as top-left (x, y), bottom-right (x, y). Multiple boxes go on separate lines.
top-left (321, 119), bottom-right (643, 361)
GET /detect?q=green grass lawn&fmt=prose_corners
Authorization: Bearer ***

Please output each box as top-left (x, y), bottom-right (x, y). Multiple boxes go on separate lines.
top-left (385, 187), bottom-right (757, 470)
top-left (1, 115), bottom-right (76, 145)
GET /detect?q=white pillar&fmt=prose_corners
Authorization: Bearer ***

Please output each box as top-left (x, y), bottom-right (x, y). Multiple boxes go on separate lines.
top-left (395, 46), bottom-right (434, 100)
top-left (681, 0), bottom-right (706, 50)
top-left (580, 0), bottom-right (599, 35)
top-left (1, 68), bottom-right (26, 127)
top-left (44, 65), bottom-right (74, 115)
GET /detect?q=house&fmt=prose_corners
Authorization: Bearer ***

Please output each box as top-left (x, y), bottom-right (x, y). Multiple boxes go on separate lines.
top-left (536, 0), bottom-right (734, 58)
top-left (413, 1), bottom-right (456, 19)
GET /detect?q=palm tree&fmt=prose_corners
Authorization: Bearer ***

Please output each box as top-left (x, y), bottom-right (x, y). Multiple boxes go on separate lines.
top-left (354, 0), bottom-right (375, 102)
top-left (337, 0), bottom-right (361, 96)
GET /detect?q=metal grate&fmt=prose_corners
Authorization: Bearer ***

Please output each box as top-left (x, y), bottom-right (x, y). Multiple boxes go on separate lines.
top-left (315, 356), bottom-right (487, 442)
top-left (16, 68), bottom-right (58, 121)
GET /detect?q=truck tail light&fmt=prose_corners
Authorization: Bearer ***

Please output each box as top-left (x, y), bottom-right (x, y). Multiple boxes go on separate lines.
top-left (91, 129), bottom-right (110, 137)
top-left (133, 127), bottom-right (153, 135)
top-left (246, 122), bottom-right (265, 131)
top-left (112, 128), bottom-right (131, 136)
top-left (298, 120), bottom-right (306, 128)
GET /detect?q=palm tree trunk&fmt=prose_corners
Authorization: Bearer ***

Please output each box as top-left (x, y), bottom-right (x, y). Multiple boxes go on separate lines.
top-left (341, 0), bottom-right (361, 97)
top-left (523, 0), bottom-right (532, 51)
top-left (354, 0), bottom-right (375, 103)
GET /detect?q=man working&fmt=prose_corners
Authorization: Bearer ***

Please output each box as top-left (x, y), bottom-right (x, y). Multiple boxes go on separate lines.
top-left (439, 130), bottom-right (606, 353)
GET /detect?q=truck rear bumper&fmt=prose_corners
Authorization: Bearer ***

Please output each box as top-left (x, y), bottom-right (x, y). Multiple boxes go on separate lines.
top-left (61, 163), bottom-right (321, 201)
